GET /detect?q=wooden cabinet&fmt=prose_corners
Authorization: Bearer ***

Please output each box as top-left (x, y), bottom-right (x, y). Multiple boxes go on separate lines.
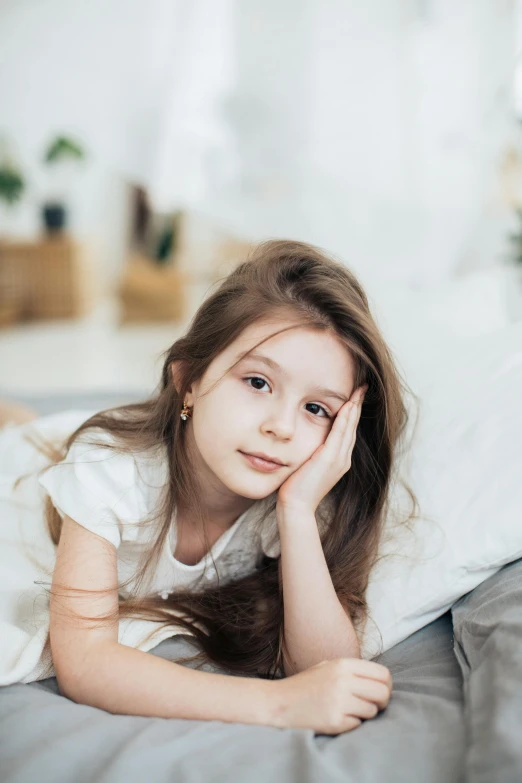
top-left (0, 235), bottom-right (100, 323)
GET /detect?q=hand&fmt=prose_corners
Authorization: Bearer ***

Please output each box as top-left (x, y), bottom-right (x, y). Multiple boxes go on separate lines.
top-left (270, 656), bottom-right (392, 736)
top-left (276, 384), bottom-right (368, 514)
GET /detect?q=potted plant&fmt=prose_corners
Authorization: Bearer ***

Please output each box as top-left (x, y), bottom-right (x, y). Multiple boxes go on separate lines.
top-left (41, 135), bottom-right (86, 234)
top-left (0, 138), bottom-right (27, 324)
top-left (0, 138), bottom-right (25, 239)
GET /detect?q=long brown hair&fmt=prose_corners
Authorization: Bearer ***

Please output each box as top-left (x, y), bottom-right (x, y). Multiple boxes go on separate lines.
top-left (34, 239), bottom-right (417, 679)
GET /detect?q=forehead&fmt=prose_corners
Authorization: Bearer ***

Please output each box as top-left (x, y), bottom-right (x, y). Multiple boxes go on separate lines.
top-left (224, 319), bottom-right (356, 390)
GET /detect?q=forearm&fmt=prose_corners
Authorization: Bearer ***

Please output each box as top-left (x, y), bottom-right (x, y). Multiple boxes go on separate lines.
top-left (277, 505), bottom-right (361, 676)
top-left (59, 640), bottom-right (280, 725)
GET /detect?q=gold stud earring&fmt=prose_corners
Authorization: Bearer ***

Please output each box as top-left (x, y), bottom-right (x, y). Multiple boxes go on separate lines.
top-left (180, 400), bottom-right (192, 421)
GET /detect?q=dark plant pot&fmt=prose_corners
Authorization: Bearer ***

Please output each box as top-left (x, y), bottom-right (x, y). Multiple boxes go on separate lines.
top-left (42, 203), bottom-right (67, 233)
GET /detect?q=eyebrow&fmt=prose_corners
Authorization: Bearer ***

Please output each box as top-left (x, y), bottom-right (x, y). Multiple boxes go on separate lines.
top-left (237, 351), bottom-right (350, 404)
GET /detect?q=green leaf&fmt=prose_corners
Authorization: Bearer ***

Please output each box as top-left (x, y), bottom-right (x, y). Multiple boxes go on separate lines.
top-left (0, 165), bottom-right (25, 205)
top-left (44, 136), bottom-right (86, 164)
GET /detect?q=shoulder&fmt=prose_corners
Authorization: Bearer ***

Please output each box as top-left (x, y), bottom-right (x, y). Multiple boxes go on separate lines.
top-left (38, 424), bottom-right (168, 548)
top-left (53, 427), bottom-right (139, 491)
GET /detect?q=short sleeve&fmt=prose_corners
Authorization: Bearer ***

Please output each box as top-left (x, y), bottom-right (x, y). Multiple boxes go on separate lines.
top-left (38, 433), bottom-right (139, 549)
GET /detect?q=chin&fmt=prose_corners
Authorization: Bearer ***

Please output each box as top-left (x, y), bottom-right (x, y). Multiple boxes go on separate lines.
top-left (222, 472), bottom-right (282, 500)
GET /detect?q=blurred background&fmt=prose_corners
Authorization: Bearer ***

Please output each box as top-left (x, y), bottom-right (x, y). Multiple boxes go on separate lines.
top-left (1, 0), bottom-right (522, 403)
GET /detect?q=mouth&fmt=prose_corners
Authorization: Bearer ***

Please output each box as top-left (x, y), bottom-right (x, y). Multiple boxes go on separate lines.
top-left (239, 451), bottom-right (286, 472)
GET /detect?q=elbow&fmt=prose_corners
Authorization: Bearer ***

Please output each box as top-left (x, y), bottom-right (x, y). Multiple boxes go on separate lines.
top-left (55, 661), bottom-right (95, 705)
top-left (53, 640), bottom-right (118, 706)
top-left (53, 657), bottom-right (89, 704)
top-left (55, 670), bottom-right (83, 704)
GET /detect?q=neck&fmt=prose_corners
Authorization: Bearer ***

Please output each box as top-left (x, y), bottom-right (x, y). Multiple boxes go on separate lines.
top-left (177, 497), bottom-right (256, 532)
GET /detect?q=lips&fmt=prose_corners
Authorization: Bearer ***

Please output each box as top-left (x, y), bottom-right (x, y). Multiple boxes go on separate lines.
top-left (243, 451), bottom-right (285, 466)
top-left (239, 451), bottom-right (286, 472)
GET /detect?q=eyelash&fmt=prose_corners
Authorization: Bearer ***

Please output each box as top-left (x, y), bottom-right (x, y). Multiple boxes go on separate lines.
top-left (242, 376), bottom-right (332, 419)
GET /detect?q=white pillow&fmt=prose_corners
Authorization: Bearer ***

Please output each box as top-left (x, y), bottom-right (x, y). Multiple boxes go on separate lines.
top-left (365, 264), bottom-right (511, 347)
top-left (359, 293), bottom-right (522, 659)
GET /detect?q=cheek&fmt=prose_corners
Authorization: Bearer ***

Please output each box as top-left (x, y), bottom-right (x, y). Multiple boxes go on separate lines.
top-left (192, 384), bottom-right (245, 448)
top-left (301, 425), bottom-right (331, 459)
top-left (208, 380), bottom-right (258, 430)
top-left (301, 436), bottom-right (326, 463)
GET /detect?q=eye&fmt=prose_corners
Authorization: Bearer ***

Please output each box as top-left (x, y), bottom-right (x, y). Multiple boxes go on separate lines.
top-left (242, 376), bottom-right (332, 419)
top-left (306, 403), bottom-right (331, 419)
top-left (244, 376), bottom-right (269, 392)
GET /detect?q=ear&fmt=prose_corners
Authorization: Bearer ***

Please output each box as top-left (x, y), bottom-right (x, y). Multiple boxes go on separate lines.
top-left (170, 360), bottom-right (185, 393)
top-left (170, 360), bottom-right (197, 407)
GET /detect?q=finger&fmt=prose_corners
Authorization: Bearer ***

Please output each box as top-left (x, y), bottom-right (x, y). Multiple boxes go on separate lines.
top-left (326, 401), bottom-right (356, 452)
top-left (350, 384), bottom-right (368, 405)
top-left (353, 398), bottom-right (364, 430)
top-left (350, 678), bottom-right (391, 711)
top-left (346, 695), bottom-right (379, 721)
top-left (340, 403), bottom-right (359, 451)
top-left (344, 388), bottom-right (365, 431)
top-left (351, 389), bottom-right (366, 427)
top-left (344, 391), bottom-right (366, 448)
top-left (340, 399), bottom-right (358, 421)
top-left (352, 659), bottom-right (393, 686)
top-left (335, 716), bottom-right (362, 734)
top-left (339, 401), bottom-right (360, 460)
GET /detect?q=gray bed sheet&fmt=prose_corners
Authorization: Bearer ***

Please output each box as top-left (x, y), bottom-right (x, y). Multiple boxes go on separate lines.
top-left (0, 611), bottom-right (464, 783)
top-left (0, 390), bottom-right (520, 782)
top-left (452, 558), bottom-right (522, 783)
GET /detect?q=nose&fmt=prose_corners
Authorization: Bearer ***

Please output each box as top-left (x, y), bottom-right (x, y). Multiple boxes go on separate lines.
top-left (260, 404), bottom-right (295, 440)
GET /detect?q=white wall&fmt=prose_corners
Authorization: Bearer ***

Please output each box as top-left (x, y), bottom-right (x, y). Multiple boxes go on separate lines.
top-left (0, 0), bottom-right (517, 289)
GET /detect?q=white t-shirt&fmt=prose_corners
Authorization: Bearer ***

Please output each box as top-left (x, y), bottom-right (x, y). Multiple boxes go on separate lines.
top-left (0, 410), bottom-right (282, 686)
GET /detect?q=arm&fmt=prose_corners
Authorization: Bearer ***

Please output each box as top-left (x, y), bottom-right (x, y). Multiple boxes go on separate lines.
top-left (62, 640), bottom-right (280, 724)
top-left (277, 504), bottom-right (361, 677)
top-left (274, 385), bottom-right (369, 676)
top-left (51, 515), bottom-right (279, 724)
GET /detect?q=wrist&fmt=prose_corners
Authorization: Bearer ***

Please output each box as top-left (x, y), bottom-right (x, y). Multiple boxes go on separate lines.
top-left (261, 678), bottom-right (291, 730)
top-left (276, 503), bottom-right (316, 526)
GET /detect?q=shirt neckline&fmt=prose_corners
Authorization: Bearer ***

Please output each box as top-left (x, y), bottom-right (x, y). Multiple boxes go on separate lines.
top-left (165, 505), bottom-right (252, 570)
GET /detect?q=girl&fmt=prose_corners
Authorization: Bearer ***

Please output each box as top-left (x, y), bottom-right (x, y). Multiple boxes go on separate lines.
top-left (0, 239), bottom-right (412, 736)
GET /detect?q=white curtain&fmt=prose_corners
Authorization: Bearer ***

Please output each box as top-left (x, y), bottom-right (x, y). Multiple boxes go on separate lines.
top-left (194, 0), bottom-right (517, 287)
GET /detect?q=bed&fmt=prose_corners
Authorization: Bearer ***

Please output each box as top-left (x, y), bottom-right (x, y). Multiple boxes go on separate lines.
top-left (1, 391), bottom-right (521, 783)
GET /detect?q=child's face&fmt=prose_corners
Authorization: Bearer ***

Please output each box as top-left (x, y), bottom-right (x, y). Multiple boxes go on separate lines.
top-left (183, 318), bottom-right (356, 502)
